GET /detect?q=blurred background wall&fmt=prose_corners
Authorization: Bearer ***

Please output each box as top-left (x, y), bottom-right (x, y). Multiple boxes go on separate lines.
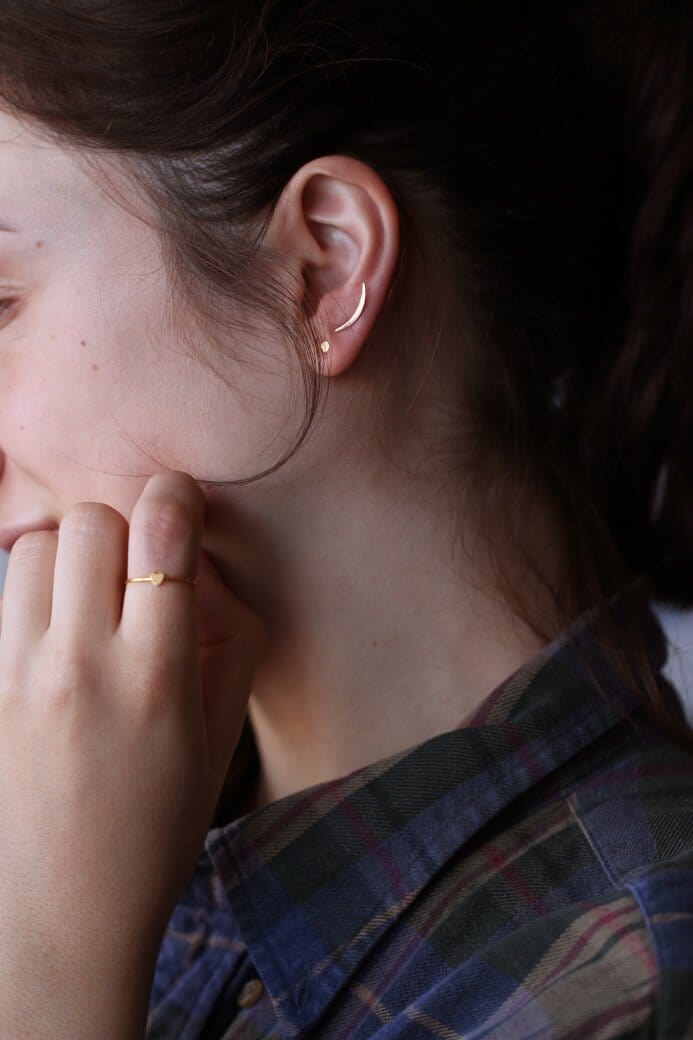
top-left (2, 547), bottom-right (692, 722)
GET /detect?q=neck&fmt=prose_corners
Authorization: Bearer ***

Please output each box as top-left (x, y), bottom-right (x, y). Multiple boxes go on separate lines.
top-left (205, 453), bottom-right (566, 816)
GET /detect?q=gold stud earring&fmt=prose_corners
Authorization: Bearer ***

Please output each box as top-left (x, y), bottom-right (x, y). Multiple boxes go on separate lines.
top-left (318, 283), bottom-right (367, 355)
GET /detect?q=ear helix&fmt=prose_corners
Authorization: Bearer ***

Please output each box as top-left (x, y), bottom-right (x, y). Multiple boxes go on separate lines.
top-left (320, 283), bottom-right (367, 354)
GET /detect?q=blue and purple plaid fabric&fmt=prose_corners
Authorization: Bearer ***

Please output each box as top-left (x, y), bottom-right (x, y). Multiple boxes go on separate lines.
top-left (146, 582), bottom-right (693, 1039)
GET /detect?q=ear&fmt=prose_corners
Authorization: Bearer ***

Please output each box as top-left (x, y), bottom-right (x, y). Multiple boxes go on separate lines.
top-left (264, 155), bottom-right (400, 376)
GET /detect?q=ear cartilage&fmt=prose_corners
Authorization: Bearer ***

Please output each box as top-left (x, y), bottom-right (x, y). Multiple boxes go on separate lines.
top-left (333, 282), bottom-right (367, 333)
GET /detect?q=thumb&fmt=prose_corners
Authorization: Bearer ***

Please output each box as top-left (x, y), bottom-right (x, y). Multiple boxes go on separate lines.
top-left (194, 549), bottom-right (266, 792)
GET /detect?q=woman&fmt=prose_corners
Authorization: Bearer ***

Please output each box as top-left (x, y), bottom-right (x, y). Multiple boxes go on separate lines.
top-left (0, 1), bottom-right (690, 1037)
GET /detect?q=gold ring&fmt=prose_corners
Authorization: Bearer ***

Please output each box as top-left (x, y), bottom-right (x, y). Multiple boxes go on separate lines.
top-left (125, 571), bottom-right (197, 587)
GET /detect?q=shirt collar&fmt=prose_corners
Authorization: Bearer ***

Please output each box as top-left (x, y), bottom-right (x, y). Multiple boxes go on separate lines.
top-left (204, 576), bottom-right (670, 1037)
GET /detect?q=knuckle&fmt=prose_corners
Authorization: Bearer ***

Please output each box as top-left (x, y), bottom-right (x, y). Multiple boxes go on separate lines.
top-left (43, 681), bottom-right (76, 713)
top-left (142, 677), bottom-right (173, 717)
top-left (0, 669), bottom-right (24, 712)
top-left (41, 640), bottom-right (95, 707)
top-left (117, 633), bottom-right (174, 709)
top-left (124, 658), bottom-right (174, 719)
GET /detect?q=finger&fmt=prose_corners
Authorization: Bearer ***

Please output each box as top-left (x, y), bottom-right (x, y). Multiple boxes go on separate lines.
top-left (50, 504), bottom-right (129, 641)
top-left (119, 471), bottom-right (205, 681)
top-left (0, 531), bottom-right (58, 646)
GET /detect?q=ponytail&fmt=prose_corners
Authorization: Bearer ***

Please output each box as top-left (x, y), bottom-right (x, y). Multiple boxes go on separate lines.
top-left (574, 0), bottom-right (693, 604)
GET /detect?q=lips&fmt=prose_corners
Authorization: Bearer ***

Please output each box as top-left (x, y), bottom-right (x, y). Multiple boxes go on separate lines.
top-left (0, 520), bottom-right (59, 554)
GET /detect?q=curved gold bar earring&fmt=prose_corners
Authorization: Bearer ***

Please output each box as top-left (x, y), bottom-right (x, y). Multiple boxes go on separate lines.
top-left (320, 282), bottom-right (367, 354)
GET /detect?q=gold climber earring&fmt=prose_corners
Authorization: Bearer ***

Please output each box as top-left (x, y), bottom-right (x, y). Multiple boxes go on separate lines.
top-left (334, 282), bottom-right (367, 332)
top-left (320, 282), bottom-right (367, 354)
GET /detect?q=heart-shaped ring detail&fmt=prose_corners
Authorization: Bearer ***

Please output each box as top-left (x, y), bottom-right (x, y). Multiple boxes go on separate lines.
top-left (150, 571), bottom-right (165, 586)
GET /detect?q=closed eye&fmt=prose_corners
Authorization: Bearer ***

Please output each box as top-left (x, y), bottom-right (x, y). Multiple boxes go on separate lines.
top-left (0, 297), bottom-right (18, 326)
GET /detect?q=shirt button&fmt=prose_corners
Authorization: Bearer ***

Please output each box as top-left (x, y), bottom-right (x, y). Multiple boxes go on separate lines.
top-left (237, 977), bottom-right (265, 1008)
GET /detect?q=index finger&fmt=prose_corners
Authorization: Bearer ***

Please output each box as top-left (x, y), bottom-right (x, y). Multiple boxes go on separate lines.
top-left (119, 471), bottom-right (205, 673)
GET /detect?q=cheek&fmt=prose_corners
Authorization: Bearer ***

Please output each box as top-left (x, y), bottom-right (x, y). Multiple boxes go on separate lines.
top-left (0, 261), bottom-right (305, 497)
top-left (2, 351), bottom-right (109, 494)
top-left (0, 298), bottom-right (141, 488)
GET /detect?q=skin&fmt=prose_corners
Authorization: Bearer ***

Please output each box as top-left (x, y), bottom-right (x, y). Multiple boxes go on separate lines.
top-left (0, 106), bottom-right (566, 820)
top-left (0, 470), bottom-right (266, 1038)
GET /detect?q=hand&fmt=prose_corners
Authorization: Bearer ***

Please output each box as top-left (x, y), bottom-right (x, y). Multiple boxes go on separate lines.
top-left (0, 470), bottom-right (266, 1039)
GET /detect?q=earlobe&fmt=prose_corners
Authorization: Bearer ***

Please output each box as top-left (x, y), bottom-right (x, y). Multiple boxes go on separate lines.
top-left (266, 155), bottom-right (400, 376)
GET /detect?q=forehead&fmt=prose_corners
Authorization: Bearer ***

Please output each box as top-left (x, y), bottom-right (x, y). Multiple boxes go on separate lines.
top-left (0, 108), bottom-right (125, 244)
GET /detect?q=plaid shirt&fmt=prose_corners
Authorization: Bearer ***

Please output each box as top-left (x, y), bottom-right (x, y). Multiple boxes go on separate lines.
top-left (146, 579), bottom-right (693, 1039)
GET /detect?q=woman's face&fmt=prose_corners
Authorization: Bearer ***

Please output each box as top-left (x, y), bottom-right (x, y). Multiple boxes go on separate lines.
top-left (0, 108), bottom-right (296, 543)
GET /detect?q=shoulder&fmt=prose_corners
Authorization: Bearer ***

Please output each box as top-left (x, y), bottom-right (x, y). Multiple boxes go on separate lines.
top-left (372, 851), bottom-right (693, 1039)
top-left (626, 849), bottom-right (693, 1040)
top-left (557, 721), bottom-right (693, 887)
top-left (366, 727), bottom-right (693, 1039)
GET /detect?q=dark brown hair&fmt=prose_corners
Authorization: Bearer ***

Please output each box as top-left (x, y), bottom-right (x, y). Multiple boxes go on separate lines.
top-left (0, 0), bottom-right (691, 744)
